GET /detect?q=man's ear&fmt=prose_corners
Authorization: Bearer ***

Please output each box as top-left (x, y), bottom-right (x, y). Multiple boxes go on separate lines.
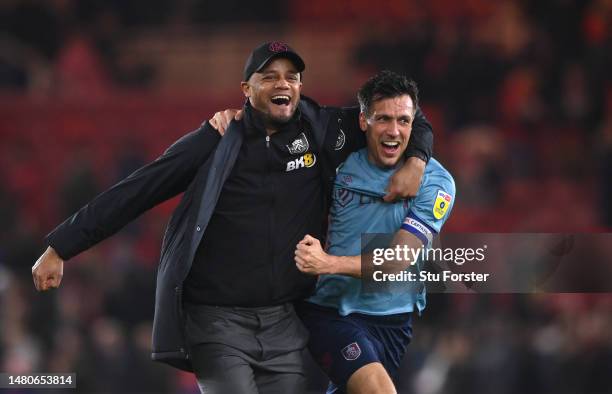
top-left (359, 112), bottom-right (368, 132)
top-left (241, 81), bottom-right (250, 98)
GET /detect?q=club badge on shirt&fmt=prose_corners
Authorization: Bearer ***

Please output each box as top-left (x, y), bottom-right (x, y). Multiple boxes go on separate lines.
top-left (335, 188), bottom-right (354, 207)
top-left (286, 132), bottom-right (309, 155)
top-left (433, 190), bottom-right (452, 219)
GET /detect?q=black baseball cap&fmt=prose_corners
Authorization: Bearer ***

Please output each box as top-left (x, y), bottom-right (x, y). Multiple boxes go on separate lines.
top-left (243, 41), bottom-right (305, 81)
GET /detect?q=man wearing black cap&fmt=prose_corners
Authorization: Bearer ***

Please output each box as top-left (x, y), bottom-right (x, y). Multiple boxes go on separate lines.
top-left (32, 41), bottom-right (433, 393)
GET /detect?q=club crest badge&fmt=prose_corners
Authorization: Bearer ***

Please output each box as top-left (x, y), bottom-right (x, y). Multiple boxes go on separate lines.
top-left (287, 132), bottom-right (309, 155)
top-left (335, 188), bottom-right (353, 207)
top-left (334, 129), bottom-right (346, 151)
top-left (341, 342), bottom-right (362, 361)
top-left (433, 190), bottom-right (452, 219)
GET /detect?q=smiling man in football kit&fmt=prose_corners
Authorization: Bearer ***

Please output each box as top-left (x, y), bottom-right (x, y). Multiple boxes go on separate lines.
top-left (295, 71), bottom-right (455, 394)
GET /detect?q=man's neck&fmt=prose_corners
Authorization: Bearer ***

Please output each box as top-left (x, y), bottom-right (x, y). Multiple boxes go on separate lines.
top-left (366, 153), bottom-right (405, 171)
top-left (264, 123), bottom-right (279, 136)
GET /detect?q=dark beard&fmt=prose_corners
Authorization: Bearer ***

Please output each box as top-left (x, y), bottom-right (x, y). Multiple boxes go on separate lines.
top-left (263, 113), bottom-right (292, 131)
top-left (246, 100), bottom-right (299, 134)
top-left (259, 107), bottom-right (299, 134)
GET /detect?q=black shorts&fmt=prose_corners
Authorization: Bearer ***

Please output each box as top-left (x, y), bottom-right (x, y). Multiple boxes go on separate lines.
top-left (297, 302), bottom-right (412, 393)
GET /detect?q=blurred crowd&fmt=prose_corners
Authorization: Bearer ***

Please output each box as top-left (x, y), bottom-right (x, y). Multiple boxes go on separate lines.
top-left (1, 0), bottom-right (611, 393)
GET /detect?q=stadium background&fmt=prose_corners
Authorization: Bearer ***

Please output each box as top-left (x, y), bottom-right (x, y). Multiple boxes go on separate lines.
top-left (1, 0), bottom-right (611, 392)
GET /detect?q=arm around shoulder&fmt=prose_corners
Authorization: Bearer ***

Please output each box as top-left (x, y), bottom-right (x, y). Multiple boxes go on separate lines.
top-left (406, 107), bottom-right (433, 163)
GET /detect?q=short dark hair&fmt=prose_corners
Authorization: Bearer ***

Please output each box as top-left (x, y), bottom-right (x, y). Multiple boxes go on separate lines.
top-left (357, 70), bottom-right (419, 116)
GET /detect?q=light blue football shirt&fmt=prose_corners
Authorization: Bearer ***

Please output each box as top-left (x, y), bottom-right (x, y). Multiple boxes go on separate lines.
top-left (307, 148), bottom-right (455, 316)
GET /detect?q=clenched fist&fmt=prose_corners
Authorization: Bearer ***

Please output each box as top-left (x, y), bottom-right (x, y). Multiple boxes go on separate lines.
top-left (32, 246), bottom-right (64, 291)
top-left (295, 234), bottom-right (336, 275)
top-left (384, 156), bottom-right (426, 202)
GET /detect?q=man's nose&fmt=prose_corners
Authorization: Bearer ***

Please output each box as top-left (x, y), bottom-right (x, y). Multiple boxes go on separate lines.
top-left (386, 121), bottom-right (401, 137)
top-left (274, 78), bottom-right (290, 89)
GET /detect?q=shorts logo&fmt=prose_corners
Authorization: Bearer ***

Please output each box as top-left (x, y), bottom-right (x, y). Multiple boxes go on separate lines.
top-left (341, 342), bottom-right (362, 361)
top-left (335, 188), bottom-right (353, 207)
top-left (286, 132), bottom-right (309, 155)
top-left (286, 152), bottom-right (316, 172)
top-left (334, 129), bottom-right (346, 151)
top-left (433, 190), bottom-right (452, 220)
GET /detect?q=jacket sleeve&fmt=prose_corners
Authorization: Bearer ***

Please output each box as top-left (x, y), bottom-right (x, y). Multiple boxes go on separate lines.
top-left (45, 123), bottom-right (222, 260)
top-left (407, 107), bottom-right (433, 163)
top-left (340, 106), bottom-right (433, 162)
top-left (339, 106), bottom-right (366, 154)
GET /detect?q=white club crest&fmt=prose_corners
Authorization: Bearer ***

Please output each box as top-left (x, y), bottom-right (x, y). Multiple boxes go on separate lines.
top-left (287, 132), bottom-right (309, 155)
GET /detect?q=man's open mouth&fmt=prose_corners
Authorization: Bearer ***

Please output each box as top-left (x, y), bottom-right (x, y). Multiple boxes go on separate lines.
top-left (271, 95), bottom-right (291, 106)
top-left (381, 141), bottom-right (400, 155)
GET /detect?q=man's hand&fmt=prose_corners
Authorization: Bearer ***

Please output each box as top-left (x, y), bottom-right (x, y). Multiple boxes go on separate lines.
top-left (32, 246), bottom-right (64, 291)
top-left (384, 156), bottom-right (426, 202)
top-left (295, 235), bottom-right (337, 275)
top-left (208, 109), bottom-right (243, 135)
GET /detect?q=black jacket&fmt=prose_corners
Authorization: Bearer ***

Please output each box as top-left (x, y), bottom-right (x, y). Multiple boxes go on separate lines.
top-left (46, 96), bottom-right (433, 371)
top-left (184, 103), bottom-right (326, 307)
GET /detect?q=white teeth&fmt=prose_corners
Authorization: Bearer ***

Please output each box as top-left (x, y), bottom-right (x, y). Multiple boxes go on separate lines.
top-left (272, 95), bottom-right (290, 100)
top-left (381, 141), bottom-right (400, 147)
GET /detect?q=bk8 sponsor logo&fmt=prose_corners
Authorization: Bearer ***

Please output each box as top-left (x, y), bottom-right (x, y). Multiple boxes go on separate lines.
top-left (286, 152), bottom-right (316, 172)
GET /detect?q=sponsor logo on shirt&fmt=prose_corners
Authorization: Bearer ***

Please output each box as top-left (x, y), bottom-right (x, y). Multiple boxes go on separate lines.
top-left (341, 342), bottom-right (362, 361)
top-left (433, 190), bottom-right (452, 219)
top-left (286, 132), bottom-right (309, 155)
top-left (286, 152), bottom-right (316, 172)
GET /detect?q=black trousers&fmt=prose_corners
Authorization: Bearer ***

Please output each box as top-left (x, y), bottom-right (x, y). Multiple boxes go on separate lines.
top-left (185, 303), bottom-right (308, 394)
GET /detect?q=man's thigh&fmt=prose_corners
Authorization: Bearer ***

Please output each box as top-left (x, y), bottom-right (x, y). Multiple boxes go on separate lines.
top-left (299, 305), bottom-right (382, 391)
top-left (254, 349), bottom-right (307, 394)
top-left (190, 342), bottom-right (258, 394)
top-left (346, 362), bottom-right (396, 394)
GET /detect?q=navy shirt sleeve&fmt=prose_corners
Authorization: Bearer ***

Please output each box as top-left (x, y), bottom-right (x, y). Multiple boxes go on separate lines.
top-left (45, 123), bottom-right (222, 260)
